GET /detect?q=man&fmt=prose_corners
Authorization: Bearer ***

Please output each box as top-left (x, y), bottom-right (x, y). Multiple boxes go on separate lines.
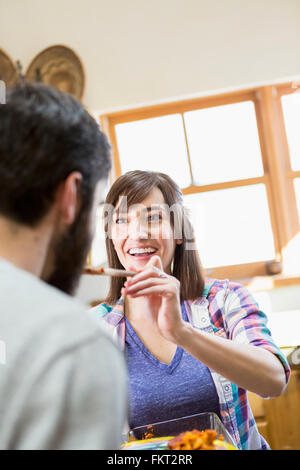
top-left (0, 83), bottom-right (127, 449)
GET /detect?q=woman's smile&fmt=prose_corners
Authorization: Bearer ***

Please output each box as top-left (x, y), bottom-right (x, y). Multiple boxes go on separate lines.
top-left (127, 245), bottom-right (159, 261)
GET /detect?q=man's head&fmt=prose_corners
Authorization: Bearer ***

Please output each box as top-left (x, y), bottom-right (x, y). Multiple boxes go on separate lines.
top-left (0, 82), bottom-right (111, 294)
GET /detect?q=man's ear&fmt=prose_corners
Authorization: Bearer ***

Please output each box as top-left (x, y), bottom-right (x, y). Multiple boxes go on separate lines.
top-left (57, 172), bottom-right (83, 225)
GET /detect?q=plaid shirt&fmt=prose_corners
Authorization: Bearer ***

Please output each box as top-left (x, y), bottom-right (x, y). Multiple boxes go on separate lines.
top-left (92, 278), bottom-right (290, 450)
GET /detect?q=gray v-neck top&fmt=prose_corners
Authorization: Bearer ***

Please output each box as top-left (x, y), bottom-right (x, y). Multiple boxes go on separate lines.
top-left (125, 302), bottom-right (220, 429)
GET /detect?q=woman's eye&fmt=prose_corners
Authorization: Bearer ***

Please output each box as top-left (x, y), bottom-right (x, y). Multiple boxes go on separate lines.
top-left (148, 213), bottom-right (162, 222)
top-left (115, 217), bottom-right (128, 224)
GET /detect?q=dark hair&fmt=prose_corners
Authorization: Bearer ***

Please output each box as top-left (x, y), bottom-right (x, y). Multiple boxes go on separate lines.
top-left (104, 170), bottom-right (204, 304)
top-left (0, 82), bottom-right (111, 226)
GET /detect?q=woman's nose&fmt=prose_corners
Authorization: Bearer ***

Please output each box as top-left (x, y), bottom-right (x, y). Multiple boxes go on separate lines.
top-left (128, 220), bottom-right (148, 239)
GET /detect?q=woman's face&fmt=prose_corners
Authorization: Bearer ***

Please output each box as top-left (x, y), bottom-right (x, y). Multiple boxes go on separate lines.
top-left (111, 187), bottom-right (179, 274)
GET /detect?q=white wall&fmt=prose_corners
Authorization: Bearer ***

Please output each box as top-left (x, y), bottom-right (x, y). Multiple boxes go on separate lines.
top-left (76, 273), bottom-right (110, 305)
top-left (1, 0), bottom-right (300, 113)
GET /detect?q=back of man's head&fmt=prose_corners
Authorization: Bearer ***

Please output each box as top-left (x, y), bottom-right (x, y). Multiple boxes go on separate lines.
top-left (0, 82), bottom-right (111, 227)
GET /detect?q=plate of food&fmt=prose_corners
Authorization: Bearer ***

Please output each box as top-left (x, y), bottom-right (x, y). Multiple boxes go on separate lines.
top-left (121, 412), bottom-right (237, 450)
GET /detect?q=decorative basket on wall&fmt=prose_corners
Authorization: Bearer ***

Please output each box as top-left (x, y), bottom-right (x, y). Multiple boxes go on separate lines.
top-left (25, 45), bottom-right (85, 101)
top-left (0, 48), bottom-right (18, 88)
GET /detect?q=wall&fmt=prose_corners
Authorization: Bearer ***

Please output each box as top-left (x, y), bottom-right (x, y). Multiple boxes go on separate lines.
top-left (1, 0), bottom-right (300, 113)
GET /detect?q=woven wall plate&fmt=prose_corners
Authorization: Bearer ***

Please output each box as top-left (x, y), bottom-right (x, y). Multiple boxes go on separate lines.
top-left (0, 48), bottom-right (18, 88)
top-left (26, 45), bottom-right (85, 100)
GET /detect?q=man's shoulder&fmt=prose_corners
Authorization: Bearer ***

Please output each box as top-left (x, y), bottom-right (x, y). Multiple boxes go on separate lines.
top-left (0, 259), bottom-right (116, 356)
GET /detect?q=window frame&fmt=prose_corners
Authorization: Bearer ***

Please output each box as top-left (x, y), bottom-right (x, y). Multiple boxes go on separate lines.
top-left (98, 83), bottom-right (300, 281)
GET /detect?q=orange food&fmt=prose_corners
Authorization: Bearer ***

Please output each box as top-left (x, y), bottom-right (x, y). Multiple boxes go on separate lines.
top-left (168, 429), bottom-right (224, 450)
top-left (142, 425), bottom-right (155, 439)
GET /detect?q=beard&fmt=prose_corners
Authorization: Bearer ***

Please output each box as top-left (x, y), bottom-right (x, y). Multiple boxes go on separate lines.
top-left (45, 205), bottom-right (93, 296)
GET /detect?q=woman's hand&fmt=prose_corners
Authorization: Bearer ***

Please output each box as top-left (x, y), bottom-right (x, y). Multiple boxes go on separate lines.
top-left (121, 255), bottom-right (186, 343)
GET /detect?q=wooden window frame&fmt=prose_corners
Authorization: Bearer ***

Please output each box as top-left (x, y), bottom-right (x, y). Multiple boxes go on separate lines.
top-left (98, 83), bottom-right (300, 281)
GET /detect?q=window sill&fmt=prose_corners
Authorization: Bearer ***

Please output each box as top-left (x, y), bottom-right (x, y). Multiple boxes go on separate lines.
top-left (238, 274), bottom-right (300, 292)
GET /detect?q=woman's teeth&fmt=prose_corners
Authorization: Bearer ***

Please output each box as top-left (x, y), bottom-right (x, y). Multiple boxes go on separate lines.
top-left (128, 247), bottom-right (156, 256)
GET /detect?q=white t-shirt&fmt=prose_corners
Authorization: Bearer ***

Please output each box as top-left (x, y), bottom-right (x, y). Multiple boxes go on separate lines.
top-left (0, 258), bottom-right (128, 449)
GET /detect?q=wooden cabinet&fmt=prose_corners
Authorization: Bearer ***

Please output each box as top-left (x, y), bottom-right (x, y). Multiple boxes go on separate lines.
top-left (248, 370), bottom-right (300, 449)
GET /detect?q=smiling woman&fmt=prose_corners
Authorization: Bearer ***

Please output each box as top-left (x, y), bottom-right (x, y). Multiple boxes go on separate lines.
top-left (103, 171), bottom-right (204, 305)
top-left (91, 170), bottom-right (290, 450)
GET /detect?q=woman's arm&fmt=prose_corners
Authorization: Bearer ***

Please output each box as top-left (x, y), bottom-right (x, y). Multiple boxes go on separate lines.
top-left (172, 322), bottom-right (287, 398)
top-left (123, 256), bottom-right (288, 398)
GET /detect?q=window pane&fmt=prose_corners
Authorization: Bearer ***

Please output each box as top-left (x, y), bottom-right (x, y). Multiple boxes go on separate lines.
top-left (281, 92), bottom-right (300, 171)
top-left (90, 205), bottom-right (107, 266)
top-left (184, 101), bottom-right (264, 185)
top-left (115, 114), bottom-right (191, 188)
top-left (183, 184), bottom-right (275, 268)
top-left (293, 178), bottom-right (300, 222)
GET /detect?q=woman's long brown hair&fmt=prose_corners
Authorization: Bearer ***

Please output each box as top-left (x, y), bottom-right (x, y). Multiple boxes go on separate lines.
top-left (103, 170), bottom-right (204, 305)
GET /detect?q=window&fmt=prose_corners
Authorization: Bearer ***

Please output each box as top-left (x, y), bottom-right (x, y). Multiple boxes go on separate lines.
top-left (281, 91), bottom-right (300, 172)
top-left (184, 101), bottom-right (264, 185)
top-left (183, 185), bottom-right (275, 268)
top-left (281, 89), bottom-right (300, 226)
top-left (95, 82), bottom-right (300, 280)
top-left (115, 114), bottom-right (191, 188)
top-left (90, 205), bottom-right (107, 266)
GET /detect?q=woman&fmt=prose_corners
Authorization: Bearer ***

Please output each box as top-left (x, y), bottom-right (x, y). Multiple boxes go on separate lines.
top-left (93, 170), bottom-right (290, 450)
